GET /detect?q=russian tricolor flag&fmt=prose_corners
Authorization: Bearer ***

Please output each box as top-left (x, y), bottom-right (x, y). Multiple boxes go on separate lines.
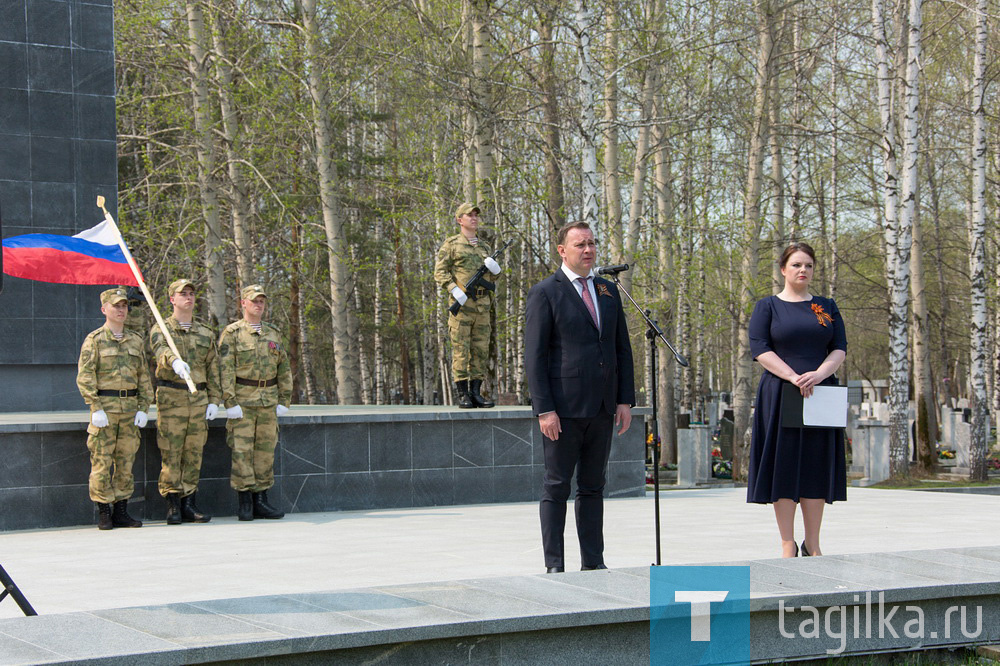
top-left (1, 220), bottom-right (138, 286)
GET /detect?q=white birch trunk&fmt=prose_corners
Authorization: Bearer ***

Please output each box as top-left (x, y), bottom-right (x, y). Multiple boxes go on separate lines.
top-left (576, 0), bottom-right (600, 227)
top-left (873, 0), bottom-right (909, 478)
top-left (968, 0), bottom-right (989, 481)
top-left (603, 4), bottom-right (622, 260)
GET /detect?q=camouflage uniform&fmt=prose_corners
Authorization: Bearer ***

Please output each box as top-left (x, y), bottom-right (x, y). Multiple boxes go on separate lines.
top-left (150, 314), bottom-right (221, 498)
top-left (77, 294), bottom-right (153, 505)
top-left (434, 232), bottom-right (493, 382)
top-left (218, 314), bottom-right (292, 492)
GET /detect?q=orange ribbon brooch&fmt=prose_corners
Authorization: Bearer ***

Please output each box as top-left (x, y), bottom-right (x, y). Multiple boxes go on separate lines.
top-left (596, 283), bottom-right (611, 297)
top-left (811, 303), bottom-right (832, 327)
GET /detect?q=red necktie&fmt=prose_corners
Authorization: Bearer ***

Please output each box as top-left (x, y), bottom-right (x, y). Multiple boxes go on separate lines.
top-left (577, 277), bottom-right (599, 328)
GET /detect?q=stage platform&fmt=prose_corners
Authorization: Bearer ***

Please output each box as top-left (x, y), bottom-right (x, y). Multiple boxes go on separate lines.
top-left (1, 488), bottom-right (999, 663)
top-left (0, 405), bottom-right (648, 531)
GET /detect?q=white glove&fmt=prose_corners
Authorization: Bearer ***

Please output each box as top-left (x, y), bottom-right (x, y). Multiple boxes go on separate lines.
top-left (276, 404), bottom-right (290, 416)
top-left (134, 411), bottom-right (148, 428)
top-left (171, 358), bottom-right (191, 380)
top-left (205, 403), bottom-right (219, 420)
top-left (484, 257), bottom-right (501, 275)
top-left (226, 405), bottom-right (244, 420)
top-left (91, 409), bottom-right (109, 428)
top-left (450, 286), bottom-right (468, 305)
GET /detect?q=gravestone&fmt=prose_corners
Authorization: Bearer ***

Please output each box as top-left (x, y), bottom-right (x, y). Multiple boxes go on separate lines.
top-left (0, 0), bottom-right (117, 412)
top-left (853, 419), bottom-right (890, 486)
top-left (677, 424), bottom-right (711, 486)
top-left (718, 416), bottom-right (734, 460)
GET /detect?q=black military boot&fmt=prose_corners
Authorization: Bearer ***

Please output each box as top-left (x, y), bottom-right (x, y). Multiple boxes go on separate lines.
top-left (237, 491), bottom-right (254, 521)
top-left (111, 499), bottom-right (142, 528)
top-left (455, 380), bottom-right (475, 409)
top-left (469, 379), bottom-right (495, 408)
top-left (180, 493), bottom-right (211, 523)
top-left (97, 502), bottom-right (113, 530)
top-left (165, 493), bottom-right (182, 525)
top-left (252, 490), bottom-right (285, 519)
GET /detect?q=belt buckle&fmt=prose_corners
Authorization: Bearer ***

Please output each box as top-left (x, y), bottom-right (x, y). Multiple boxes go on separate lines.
top-left (257, 379), bottom-right (267, 388)
top-left (118, 389), bottom-right (129, 398)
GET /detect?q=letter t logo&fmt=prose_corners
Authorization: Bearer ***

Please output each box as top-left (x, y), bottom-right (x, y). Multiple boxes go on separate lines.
top-left (674, 591), bottom-right (729, 641)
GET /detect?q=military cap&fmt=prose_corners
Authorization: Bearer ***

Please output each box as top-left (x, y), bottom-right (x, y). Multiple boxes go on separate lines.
top-left (167, 278), bottom-right (196, 296)
top-left (454, 202), bottom-right (481, 218)
top-left (241, 284), bottom-right (267, 300)
top-left (101, 288), bottom-right (128, 305)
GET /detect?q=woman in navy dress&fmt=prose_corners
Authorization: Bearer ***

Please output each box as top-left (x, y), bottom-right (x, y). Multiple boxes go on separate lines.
top-left (748, 242), bottom-right (847, 558)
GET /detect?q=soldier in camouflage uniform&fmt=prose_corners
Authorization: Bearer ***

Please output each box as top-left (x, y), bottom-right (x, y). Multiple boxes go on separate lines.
top-left (434, 202), bottom-right (502, 409)
top-left (218, 285), bottom-right (292, 521)
top-left (149, 279), bottom-right (222, 525)
top-left (77, 288), bottom-right (154, 530)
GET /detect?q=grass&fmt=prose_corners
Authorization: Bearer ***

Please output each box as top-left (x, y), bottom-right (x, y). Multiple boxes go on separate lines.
top-left (870, 477), bottom-right (1000, 490)
top-left (796, 646), bottom-right (996, 664)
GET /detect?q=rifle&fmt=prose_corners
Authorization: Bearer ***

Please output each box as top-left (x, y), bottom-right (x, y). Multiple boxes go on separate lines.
top-left (449, 238), bottom-right (514, 316)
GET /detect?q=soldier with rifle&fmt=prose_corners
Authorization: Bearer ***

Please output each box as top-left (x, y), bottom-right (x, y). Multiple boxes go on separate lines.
top-left (434, 202), bottom-right (508, 408)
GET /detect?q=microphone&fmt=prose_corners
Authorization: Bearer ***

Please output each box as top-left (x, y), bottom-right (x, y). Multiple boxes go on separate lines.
top-left (595, 263), bottom-right (629, 276)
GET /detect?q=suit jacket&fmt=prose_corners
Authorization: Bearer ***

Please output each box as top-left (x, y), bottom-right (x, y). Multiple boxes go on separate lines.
top-left (524, 269), bottom-right (636, 418)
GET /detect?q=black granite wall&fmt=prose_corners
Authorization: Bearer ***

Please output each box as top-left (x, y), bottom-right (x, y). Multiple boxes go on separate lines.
top-left (0, 409), bottom-right (648, 531)
top-left (0, 0), bottom-right (117, 412)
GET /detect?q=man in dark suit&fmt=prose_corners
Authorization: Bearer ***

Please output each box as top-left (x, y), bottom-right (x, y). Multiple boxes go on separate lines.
top-left (525, 221), bottom-right (636, 573)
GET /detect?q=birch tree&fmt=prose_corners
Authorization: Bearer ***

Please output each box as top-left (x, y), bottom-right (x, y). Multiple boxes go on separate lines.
top-left (968, 0), bottom-right (988, 481)
top-left (575, 0), bottom-right (600, 227)
top-left (300, 0), bottom-right (362, 403)
top-left (733, 0), bottom-right (781, 480)
top-left (185, 0), bottom-right (227, 325)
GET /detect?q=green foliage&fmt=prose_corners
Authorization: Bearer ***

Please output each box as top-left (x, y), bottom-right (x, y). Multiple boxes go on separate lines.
top-left (114, 0), bottom-right (999, 406)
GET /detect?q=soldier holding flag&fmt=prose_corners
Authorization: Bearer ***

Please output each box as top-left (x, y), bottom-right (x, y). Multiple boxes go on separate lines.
top-left (150, 278), bottom-right (222, 525)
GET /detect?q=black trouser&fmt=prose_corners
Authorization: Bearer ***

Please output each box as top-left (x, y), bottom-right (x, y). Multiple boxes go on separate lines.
top-left (539, 414), bottom-right (614, 568)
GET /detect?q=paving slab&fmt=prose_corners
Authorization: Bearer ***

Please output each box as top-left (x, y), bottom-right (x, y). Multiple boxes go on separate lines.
top-left (1, 487), bottom-right (998, 620)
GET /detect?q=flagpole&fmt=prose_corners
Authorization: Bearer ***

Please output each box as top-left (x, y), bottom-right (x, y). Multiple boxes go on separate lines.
top-left (97, 196), bottom-right (197, 394)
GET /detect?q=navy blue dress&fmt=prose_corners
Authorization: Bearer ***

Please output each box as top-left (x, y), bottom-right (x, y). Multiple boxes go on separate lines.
top-left (747, 295), bottom-right (848, 504)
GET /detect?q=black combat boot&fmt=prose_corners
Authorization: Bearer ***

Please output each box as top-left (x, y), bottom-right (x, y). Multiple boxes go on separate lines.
top-left (180, 493), bottom-right (211, 523)
top-left (252, 490), bottom-right (285, 519)
top-left (111, 499), bottom-right (142, 528)
top-left (237, 490), bottom-right (254, 521)
top-left (469, 379), bottom-right (495, 408)
top-left (165, 493), bottom-right (182, 525)
top-left (97, 502), bottom-right (113, 530)
top-left (455, 380), bottom-right (475, 409)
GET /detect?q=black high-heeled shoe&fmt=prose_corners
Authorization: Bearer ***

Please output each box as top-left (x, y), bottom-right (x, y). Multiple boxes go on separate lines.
top-left (801, 541), bottom-right (812, 557)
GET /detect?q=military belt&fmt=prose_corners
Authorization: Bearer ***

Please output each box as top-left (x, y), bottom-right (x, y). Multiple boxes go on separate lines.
top-left (236, 376), bottom-right (278, 388)
top-left (157, 379), bottom-right (208, 391)
top-left (96, 388), bottom-right (138, 397)
top-left (475, 287), bottom-right (488, 298)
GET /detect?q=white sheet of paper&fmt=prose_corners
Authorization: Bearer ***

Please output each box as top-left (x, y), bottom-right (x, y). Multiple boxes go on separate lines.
top-left (802, 386), bottom-right (848, 428)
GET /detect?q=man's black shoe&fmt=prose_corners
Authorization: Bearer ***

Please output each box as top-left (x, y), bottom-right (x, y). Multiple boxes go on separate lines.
top-left (581, 564), bottom-right (608, 571)
top-left (546, 566), bottom-right (564, 574)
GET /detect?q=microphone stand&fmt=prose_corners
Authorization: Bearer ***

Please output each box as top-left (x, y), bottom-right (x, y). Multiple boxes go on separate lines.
top-left (607, 271), bottom-right (688, 567)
